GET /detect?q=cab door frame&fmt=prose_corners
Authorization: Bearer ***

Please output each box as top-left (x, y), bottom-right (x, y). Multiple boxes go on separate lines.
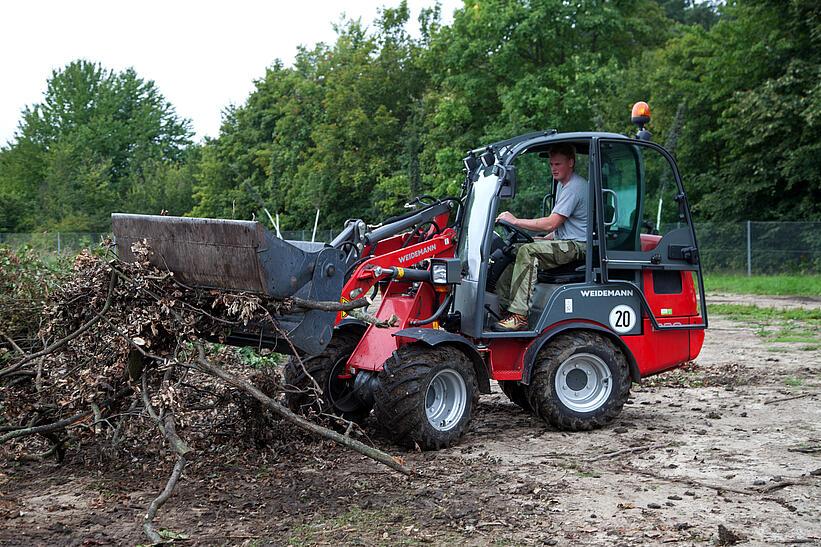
top-left (593, 136), bottom-right (708, 331)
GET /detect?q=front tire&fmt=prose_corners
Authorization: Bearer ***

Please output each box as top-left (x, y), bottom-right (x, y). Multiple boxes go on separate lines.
top-left (528, 331), bottom-right (630, 431)
top-left (374, 344), bottom-right (478, 450)
top-left (283, 331), bottom-right (371, 422)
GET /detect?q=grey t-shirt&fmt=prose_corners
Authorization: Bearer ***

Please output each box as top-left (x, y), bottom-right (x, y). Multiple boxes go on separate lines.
top-left (552, 172), bottom-right (588, 241)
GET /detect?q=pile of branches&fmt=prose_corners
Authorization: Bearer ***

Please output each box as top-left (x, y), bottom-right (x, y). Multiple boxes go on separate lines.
top-left (0, 243), bottom-right (408, 543)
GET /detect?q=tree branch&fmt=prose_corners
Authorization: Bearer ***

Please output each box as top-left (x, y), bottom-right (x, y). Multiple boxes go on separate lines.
top-left (193, 344), bottom-right (410, 475)
top-left (290, 296), bottom-right (371, 312)
top-left (0, 410), bottom-right (92, 445)
top-left (143, 455), bottom-right (188, 544)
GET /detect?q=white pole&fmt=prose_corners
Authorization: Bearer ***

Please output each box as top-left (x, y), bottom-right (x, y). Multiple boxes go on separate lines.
top-left (656, 197), bottom-right (663, 233)
top-left (746, 220), bottom-right (752, 276)
top-left (311, 209), bottom-right (320, 243)
top-left (261, 208), bottom-right (280, 238)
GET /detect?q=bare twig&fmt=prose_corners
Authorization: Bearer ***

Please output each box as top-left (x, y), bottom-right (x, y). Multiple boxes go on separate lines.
top-left (588, 443), bottom-right (674, 462)
top-left (763, 393), bottom-right (811, 405)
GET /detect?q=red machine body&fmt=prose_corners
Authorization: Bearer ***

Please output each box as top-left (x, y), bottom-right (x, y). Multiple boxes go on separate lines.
top-left (336, 226), bottom-right (704, 384)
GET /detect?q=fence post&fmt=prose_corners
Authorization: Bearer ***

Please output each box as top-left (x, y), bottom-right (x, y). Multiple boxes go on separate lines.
top-left (57, 232), bottom-right (61, 255)
top-left (746, 221), bottom-right (751, 276)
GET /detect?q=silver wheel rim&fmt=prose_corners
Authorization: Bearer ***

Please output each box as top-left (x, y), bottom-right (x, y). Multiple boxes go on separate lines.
top-left (425, 369), bottom-right (467, 432)
top-left (555, 353), bottom-right (612, 413)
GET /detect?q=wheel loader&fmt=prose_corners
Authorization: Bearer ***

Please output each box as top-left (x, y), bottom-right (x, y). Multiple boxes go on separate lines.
top-left (113, 103), bottom-right (707, 449)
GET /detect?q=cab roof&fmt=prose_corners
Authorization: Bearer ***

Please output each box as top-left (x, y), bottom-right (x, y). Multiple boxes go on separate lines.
top-left (472, 131), bottom-right (631, 159)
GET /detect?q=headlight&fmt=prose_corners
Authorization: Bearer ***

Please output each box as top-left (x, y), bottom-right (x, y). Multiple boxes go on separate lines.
top-left (429, 258), bottom-right (461, 285)
top-left (432, 263), bottom-right (448, 284)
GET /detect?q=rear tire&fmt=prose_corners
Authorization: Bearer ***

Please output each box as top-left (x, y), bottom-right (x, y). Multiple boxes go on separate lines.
top-left (499, 380), bottom-right (533, 413)
top-left (283, 331), bottom-right (371, 422)
top-left (374, 344), bottom-right (478, 450)
top-left (528, 331), bottom-right (630, 431)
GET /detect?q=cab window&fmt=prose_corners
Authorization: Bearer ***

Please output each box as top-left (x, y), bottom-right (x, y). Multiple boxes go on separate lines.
top-left (505, 145), bottom-right (589, 226)
top-left (600, 141), bottom-right (686, 252)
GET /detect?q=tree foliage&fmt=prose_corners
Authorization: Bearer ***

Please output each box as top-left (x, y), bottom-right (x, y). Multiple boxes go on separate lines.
top-left (1, 1), bottom-right (819, 233)
top-left (0, 60), bottom-right (193, 231)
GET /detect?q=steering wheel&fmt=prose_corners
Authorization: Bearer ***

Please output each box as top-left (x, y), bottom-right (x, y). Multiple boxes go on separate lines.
top-left (495, 219), bottom-right (534, 246)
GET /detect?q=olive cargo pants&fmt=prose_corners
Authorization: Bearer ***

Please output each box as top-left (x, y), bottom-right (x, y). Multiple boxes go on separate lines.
top-left (495, 239), bottom-right (586, 315)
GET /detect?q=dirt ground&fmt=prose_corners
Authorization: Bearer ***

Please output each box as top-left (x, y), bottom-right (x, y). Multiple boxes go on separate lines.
top-left (2, 294), bottom-right (819, 546)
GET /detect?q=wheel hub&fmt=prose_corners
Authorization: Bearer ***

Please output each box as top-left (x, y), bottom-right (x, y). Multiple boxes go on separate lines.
top-left (328, 356), bottom-right (361, 413)
top-left (425, 369), bottom-right (467, 432)
top-left (555, 353), bottom-right (613, 413)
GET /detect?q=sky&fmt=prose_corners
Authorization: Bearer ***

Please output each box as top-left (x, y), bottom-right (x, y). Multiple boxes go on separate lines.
top-left (0, 0), bottom-right (461, 146)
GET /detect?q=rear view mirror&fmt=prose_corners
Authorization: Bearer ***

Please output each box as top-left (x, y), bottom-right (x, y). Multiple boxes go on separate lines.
top-left (499, 166), bottom-right (516, 198)
top-left (602, 189), bottom-right (618, 226)
top-left (541, 192), bottom-right (554, 217)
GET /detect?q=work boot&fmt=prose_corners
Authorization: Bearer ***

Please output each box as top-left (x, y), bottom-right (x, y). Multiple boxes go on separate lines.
top-left (492, 313), bottom-right (528, 332)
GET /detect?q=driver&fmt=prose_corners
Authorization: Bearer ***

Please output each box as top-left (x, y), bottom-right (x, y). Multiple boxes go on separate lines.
top-left (492, 143), bottom-right (588, 331)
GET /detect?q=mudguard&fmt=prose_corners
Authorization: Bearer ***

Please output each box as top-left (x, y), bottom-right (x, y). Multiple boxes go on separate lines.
top-left (393, 327), bottom-right (491, 394)
top-left (520, 322), bottom-right (640, 385)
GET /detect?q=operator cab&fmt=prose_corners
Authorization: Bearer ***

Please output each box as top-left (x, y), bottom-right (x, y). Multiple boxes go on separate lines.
top-left (453, 128), bottom-right (707, 344)
top-left (482, 139), bottom-right (593, 326)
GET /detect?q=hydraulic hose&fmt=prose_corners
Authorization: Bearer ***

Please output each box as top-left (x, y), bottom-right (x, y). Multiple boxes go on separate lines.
top-left (409, 293), bottom-right (453, 327)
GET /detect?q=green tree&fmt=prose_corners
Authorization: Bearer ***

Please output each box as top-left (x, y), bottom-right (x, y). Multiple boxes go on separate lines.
top-left (645, 0), bottom-right (820, 220)
top-left (0, 60), bottom-right (193, 231)
top-left (192, 2), bottom-right (431, 229)
top-left (418, 0), bottom-right (672, 196)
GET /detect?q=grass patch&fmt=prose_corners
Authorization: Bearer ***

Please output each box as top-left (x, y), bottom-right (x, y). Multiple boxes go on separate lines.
top-left (709, 304), bottom-right (821, 322)
top-left (236, 346), bottom-right (286, 368)
top-left (784, 377), bottom-right (804, 387)
top-left (704, 274), bottom-right (821, 296)
top-left (710, 304), bottom-right (820, 346)
top-left (287, 506), bottom-right (438, 546)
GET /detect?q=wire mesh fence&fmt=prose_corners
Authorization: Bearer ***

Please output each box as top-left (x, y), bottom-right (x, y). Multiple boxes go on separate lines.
top-left (2, 222), bottom-right (819, 274)
top-left (694, 222), bottom-right (821, 275)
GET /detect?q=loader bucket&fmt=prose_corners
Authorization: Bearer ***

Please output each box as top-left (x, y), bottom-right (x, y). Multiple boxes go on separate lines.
top-left (111, 213), bottom-right (346, 355)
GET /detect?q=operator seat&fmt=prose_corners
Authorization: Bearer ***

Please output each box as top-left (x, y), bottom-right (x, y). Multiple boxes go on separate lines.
top-left (536, 259), bottom-right (585, 284)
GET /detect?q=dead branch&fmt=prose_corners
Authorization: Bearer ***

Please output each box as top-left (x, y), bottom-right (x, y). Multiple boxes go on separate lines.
top-left (788, 445), bottom-right (821, 454)
top-left (143, 455), bottom-right (188, 545)
top-left (588, 443), bottom-right (674, 462)
top-left (621, 464), bottom-right (757, 496)
top-left (140, 370), bottom-right (194, 543)
top-left (291, 296), bottom-right (371, 312)
top-left (0, 331), bottom-right (25, 355)
top-left (0, 410), bottom-right (92, 445)
top-left (193, 345), bottom-right (411, 476)
top-left (755, 474), bottom-right (820, 493)
top-left (348, 307), bottom-right (399, 328)
top-left (7, 269), bottom-right (118, 369)
top-left (11, 444), bottom-right (59, 463)
top-left (763, 393), bottom-right (811, 405)
top-left (141, 372), bottom-right (193, 459)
